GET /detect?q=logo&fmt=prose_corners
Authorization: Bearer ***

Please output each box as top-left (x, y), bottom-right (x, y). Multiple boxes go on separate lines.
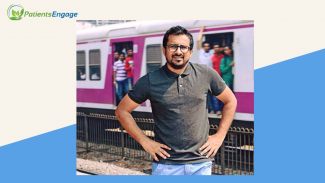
top-left (7, 5), bottom-right (78, 20)
top-left (8, 4), bottom-right (24, 20)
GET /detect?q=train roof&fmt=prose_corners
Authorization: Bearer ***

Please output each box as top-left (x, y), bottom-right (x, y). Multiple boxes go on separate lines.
top-left (77, 20), bottom-right (254, 41)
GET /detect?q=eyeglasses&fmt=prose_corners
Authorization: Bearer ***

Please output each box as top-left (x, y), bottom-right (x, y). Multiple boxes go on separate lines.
top-left (166, 44), bottom-right (190, 53)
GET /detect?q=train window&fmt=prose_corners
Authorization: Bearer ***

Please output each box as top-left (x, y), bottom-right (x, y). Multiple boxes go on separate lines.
top-left (146, 44), bottom-right (162, 73)
top-left (77, 51), bottom-right (86, 80)
top-left (89, 49), bottom-right (101, 80)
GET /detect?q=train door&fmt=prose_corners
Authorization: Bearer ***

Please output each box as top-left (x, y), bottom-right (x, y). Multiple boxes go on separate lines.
top-left (112, 41), bottom-right (133, 106)
top-left (200, 32), bottom-right (234, 89)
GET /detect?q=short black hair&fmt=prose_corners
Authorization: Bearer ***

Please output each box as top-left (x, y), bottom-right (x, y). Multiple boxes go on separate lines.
top-left (213, 42), bottom-right (220, 47)
top-left (119, 52), bottom-right (125, 56)
top-left (223, 44), bottom-right (232, 50)
top-left (163, 26), bottom-right (194, 50)
top-left (202, 41), bottom-right (210, 47)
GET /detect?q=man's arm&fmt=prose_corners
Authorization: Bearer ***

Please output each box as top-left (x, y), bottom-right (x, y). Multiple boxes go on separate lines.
top-left (200, 86), bottom-right (237, 158)
top-left (113, 71), bottom-right (116, 86)
top-left (197, 25), bottom-right (205, 50)
top-left (124, 59), bottom-right (132, 71)
top-left (115, 95), bottom-right (171, 161)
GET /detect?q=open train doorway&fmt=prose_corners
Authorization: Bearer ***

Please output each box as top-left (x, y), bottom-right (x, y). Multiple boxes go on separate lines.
top-left (201, 32), bottom-right (234, 90)
top-left (112, 41), bottom-right (133, 106)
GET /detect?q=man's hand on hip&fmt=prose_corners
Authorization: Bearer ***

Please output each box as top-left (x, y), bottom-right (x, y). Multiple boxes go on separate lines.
top-left (141, 139), bottom-right (171, 161)
top-left (199, 134), bottom-right (224, 158)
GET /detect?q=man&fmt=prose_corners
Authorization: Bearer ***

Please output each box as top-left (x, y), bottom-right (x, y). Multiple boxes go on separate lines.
top-left (77, 69), bottom-right (86, 80)
top-left (220, 44), bottom-right (235, 91)
top-left (210, 42), bottom-right (225, 115)
top-left (113, 52), bottom-right (129, 105)
top-left (124, 49), bottom-right (134, 90)
top-left (91, 68), bottom-right (100, 80)
top-left (115, 26), bottom-right (237, 175)
top-left (114, 51), bottom-right (119, 62)
top-left (199, 41), bottom-right (214, 68)
top-left (113, 51), bottom-right (120, 105)
top-left (199, 41), bottom-right (215, 113)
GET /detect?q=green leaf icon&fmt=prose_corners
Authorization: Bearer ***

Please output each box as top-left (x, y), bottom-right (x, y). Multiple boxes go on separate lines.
top-left (20, 9), bottom-right (24, 17)
top-left (12, 10), bottom-right (20, 18)
top-left (12, 9), bottom-right (16, 17)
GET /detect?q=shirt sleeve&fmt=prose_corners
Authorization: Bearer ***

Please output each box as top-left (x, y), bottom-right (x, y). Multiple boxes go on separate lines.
top-left (128, 74), bottom-right (150, 104)
top-left (113, 62), bottom-right (117, 71)
top-left (207, 66), bottom-right (227, 96)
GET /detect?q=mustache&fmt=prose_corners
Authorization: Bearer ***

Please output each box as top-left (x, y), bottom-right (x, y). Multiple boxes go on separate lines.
top-left (172, 54), bottom-right (184, 58)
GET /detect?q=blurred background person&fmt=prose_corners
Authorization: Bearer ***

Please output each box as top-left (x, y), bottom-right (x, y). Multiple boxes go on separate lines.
top-left (124, 49), bottom-right (134, 90)
top-left (114, 51), bottom-right (119, 62)
top-left (220, 44), bottom-right (234, 91)
top-left (91, 68), bottom-right (100, 80)
top-left (113, 52), bottom-right (129, 105)
top-left (77, 69), bottom-right (86, 80)
top-left (211, 42), bottom-right (224, 115)
top-left (197, 26), bottom-right (216, 114)
top-left (199, 41), bottom-right (214, 68)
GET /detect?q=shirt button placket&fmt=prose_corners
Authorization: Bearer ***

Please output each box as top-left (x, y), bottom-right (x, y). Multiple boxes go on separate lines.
top-left (179, 75), bottom-right (183, 94)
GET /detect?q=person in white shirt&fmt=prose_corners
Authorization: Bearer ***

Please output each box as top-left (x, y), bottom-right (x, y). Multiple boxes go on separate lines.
top-left (199, 41), bottom-right (214, 68)
top-left (91, 69), bottom-right (100, 80)
top-left (199, 41), bottom-right (215, 113)
top-left (113, 53), bottom-right (129, 105)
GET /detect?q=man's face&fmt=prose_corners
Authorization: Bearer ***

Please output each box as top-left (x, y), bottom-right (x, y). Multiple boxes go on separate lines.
top-left (213, 45), bottom-right (221, 53)
top-left (119, 54), bottom-right (125, 61)
top-left (203, 43), bottom-right (210, 52)
top-left (224, 46), bottom-right (232, 56)
top-left (127, 50), bottom-right (133, 57)
top-left (114, 52), bottom-right (119, 59)
top-left (162, 34), bottom-right (193, 70)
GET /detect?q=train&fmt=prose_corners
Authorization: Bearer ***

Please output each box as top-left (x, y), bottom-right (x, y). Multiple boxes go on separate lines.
top-left (76, 20), bottom-right (254, 127)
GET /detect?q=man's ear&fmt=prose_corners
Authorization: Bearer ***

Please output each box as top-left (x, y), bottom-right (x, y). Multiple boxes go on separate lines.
top-left (189, 49), bottom-right (193, 56)
top-left (162, 46), bottom-right (166, 57)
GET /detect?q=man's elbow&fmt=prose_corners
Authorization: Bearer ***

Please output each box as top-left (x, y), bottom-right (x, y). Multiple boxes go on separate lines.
top-left (115, 106), bottom-right (122, 119)
top-left (231, 95), bottom-right (237, 109)
top-left (225, 95), bottom-right (237, 109)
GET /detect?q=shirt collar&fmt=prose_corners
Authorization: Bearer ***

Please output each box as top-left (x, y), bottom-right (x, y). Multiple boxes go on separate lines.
top-left (163, 62), bottom-right (191, 78)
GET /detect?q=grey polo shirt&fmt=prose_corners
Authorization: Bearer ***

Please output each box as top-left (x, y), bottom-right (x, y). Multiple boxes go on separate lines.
top-left (128, 62), bottom-right (226, 164)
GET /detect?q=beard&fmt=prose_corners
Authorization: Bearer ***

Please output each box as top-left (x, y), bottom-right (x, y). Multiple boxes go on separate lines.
top-left (165, 52), bottom-right (189, 70)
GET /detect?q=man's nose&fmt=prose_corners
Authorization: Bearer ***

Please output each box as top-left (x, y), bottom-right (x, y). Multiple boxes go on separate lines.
top-left (175, 46), bottom-right (182, 54)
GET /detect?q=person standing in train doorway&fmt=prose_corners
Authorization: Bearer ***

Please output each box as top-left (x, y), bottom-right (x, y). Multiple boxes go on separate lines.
top-left (220, 44), bottom-right (235, 91)
top-left (115, 26), bottom-right (237, 175)
top-left (124, 49), bottom-right (134, 90)
top-left (211, 42), bottom-right (225, 116)
top-left (113, 52), bottom-right (129, 105)
top-left (199, 41), bottom-right (215, 114)
top-left (114, 51), bottom-right (120, 62)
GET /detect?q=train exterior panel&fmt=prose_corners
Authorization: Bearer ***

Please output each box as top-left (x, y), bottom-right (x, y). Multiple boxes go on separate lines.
top-left (77, 20), bottom-right (254, 122)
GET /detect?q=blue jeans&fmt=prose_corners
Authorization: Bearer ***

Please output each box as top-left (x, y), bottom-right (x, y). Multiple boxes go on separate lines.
top-left (226, 83), bottom-right (233, 92)
top-left (127, 77), bottom-right (133, 90)
top-left (116, 79), bottom-right (129, 103)
top-left (208, 94), bottom-right (223, 112)
top-left (207, 94), bottom-right (214, 111)
top-left (152, 161), bottom-right (212, 175)
top-left (212, 96), bottom-right (224, 111)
